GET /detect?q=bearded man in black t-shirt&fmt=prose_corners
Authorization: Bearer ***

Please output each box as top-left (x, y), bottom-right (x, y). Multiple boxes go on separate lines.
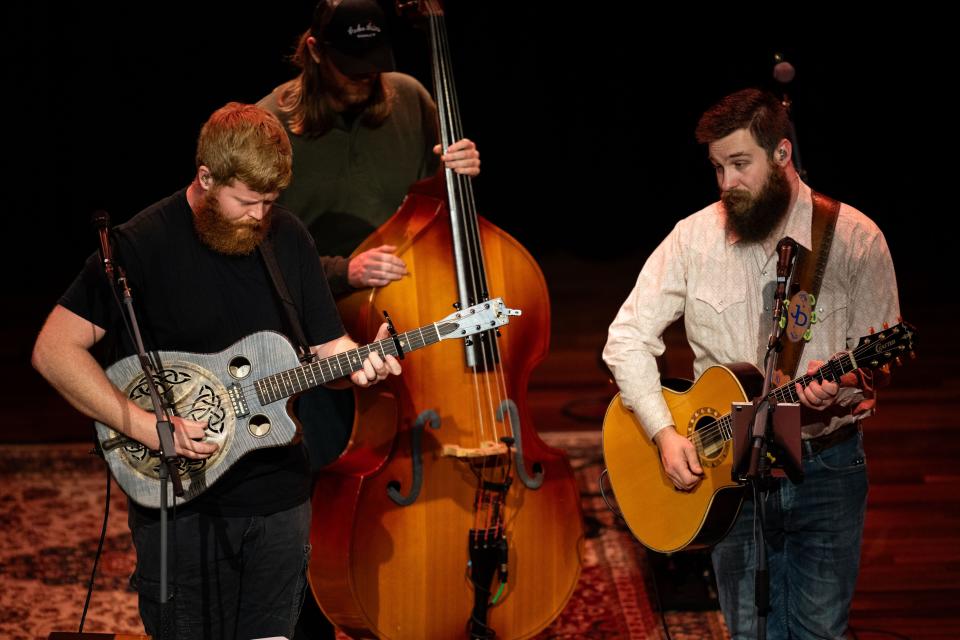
top-left (31, 102), bottom-right (401, 639)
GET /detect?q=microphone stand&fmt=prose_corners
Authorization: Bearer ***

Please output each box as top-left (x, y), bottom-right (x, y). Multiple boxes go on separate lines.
top-left (100, 219), bottom-right (183, 639)
top-left (732, 237), bottom-right (802, 639)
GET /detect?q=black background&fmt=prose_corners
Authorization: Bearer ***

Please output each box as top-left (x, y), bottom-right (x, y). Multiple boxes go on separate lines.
top-left (3, 4), bottom-right (945, 431)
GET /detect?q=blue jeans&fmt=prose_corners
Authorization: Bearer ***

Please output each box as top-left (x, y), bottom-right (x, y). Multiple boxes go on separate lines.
top-left (129, 499), bottom-right (312, 639)
top-left (711, 431), bottom-right (868, 639)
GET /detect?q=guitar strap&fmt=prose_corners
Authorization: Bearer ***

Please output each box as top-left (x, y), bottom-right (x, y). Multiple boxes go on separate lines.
top-left (259, 238), bottom-right (315, 364)
top-left (776, 191), bottom-right (840, 379)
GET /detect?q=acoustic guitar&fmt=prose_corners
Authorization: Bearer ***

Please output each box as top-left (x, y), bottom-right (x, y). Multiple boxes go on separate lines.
top-left (602, 321), bottom-right (916, 553)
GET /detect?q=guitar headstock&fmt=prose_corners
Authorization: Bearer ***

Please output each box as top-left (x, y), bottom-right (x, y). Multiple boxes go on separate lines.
top-left (435, 298), bottom-right (521, 340)
top-left (853, 321), bottom-right (918, 371)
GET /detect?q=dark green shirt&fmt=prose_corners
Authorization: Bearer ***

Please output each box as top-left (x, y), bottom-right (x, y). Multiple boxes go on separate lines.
top-left (259, 72), bottom-right (440, 293)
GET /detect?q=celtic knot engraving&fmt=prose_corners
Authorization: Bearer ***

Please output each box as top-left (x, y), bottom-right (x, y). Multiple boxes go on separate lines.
top-left (129, 369), bottom-right (193, 403)
top-left (123, 441), bottom-right (149, 463)
top-left (113, 357), bottom-right (239, 497)
top-left (120, 367), bottom-right (227, 480)
top-left (123, 442), bottom-right (208, 479)
top-left (176, 457), bottom-right (208, 475)
top-left (186, 385), bottom-right (226, 435)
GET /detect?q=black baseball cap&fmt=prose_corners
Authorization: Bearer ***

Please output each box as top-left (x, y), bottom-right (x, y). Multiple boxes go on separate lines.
top-left (314, 0), bottom-right (396, 76)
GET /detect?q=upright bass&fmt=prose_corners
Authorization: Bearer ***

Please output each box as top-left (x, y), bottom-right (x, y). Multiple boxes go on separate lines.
top-left (307, 2), bottom-right (584, 638)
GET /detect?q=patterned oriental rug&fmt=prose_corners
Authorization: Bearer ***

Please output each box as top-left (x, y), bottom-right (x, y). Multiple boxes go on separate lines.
top-left (0, 434), bottom-right (728, 639)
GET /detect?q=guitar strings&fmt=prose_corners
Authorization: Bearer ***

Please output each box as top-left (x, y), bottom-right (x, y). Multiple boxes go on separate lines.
top-left (424, 4), bottom-right (521, 533)
top-left (429, 6), bottom-right (514, 535)
top-left (682, 334), bottom-right (902, 451)
top-left (124, 331), bottom-right (429, 421)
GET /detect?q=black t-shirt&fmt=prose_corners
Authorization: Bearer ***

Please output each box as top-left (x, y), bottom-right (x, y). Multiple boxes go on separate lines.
top-left (60, 189), bottom-right (344, 516)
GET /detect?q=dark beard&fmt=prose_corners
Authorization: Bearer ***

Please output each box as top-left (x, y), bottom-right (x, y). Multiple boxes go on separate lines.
top-left (323, 69), bottom-right (386, 117)
top-left (722, 164), bottom-right (791, 243)
top-left (193, 189), bottom-right (271, 256)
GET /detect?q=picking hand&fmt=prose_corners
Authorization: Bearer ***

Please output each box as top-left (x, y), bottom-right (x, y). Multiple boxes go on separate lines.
top-left (654, 426), bottom-right (703, 491)
top-left (169, 416), bottom-right (218, 459)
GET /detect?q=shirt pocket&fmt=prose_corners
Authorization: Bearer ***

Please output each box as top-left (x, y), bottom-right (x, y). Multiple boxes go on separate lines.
top-left (811, 283), bottom-right (850, 349)
top-left (690, 261), bottom-right (747, 330)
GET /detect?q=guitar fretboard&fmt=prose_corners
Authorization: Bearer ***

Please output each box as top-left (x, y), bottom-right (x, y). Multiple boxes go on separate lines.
top-left (693, 321), bottom-right (915, 455)
top-left (254, 325), bottom-right (442, 404)
top-left (709, 353), bottom-right (856, 443)
top-left (770, 354), bottom-right (856, 405)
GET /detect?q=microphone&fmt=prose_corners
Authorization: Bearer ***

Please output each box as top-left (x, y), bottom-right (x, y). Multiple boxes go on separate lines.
top-left (91, 210), bottom-right (114, 281)
top-left (776, 236), bottom-right (798, 281)
top-left (772, 236), bottom-right (798, 328)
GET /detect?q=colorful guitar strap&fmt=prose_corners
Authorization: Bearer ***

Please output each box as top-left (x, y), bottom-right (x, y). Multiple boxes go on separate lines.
top-left (774, 191), bottom-right (840, 383)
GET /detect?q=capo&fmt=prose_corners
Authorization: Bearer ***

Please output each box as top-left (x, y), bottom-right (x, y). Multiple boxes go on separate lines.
top-left (383, 310), bottom-right (405, 360)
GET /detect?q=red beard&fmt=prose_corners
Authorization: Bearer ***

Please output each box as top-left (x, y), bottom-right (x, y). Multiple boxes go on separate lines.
top-left (193, 188), bottom-right (271, 256)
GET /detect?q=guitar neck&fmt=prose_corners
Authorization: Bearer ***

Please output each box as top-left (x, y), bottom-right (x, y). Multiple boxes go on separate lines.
top-left (254, 324), bottom-right (441, 404)
top-left (691, 321), bottom-right (914, 448)
top-left (766, 352), bottom-right (857, 405)
top-left (710, 352), bottom-right (860, 445)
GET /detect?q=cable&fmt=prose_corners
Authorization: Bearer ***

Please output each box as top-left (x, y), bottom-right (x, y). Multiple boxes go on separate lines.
top-left (645, 552), bottom-right (674, 640)
top-left (598, 467), bottom-right (623, 520)
top-left (78, 461), bottom-right (112, 632)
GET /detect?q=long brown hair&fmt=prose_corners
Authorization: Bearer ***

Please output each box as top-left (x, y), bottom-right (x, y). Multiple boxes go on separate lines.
top-left (275, 26), bottom-right (395, 137)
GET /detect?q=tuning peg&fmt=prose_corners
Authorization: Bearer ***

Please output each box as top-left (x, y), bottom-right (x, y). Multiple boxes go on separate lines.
top-left (868, 326), bottom-right (875, 334)
top-left (895, 356), bottom-right (903, 367)
top-left (883, 321), bottom-right (889, 329)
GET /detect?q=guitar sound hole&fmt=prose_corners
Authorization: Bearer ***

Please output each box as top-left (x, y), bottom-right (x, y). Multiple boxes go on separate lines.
top-left (229, 356), bottom-right (251, 379)
top-left (248, 414), bottom-right (271, 438)
top-left (694, 415), bottom-right (725, 459)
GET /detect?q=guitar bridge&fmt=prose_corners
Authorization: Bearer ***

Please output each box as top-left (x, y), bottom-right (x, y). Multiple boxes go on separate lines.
top-left (228, 383), bottom-right (249, 418)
